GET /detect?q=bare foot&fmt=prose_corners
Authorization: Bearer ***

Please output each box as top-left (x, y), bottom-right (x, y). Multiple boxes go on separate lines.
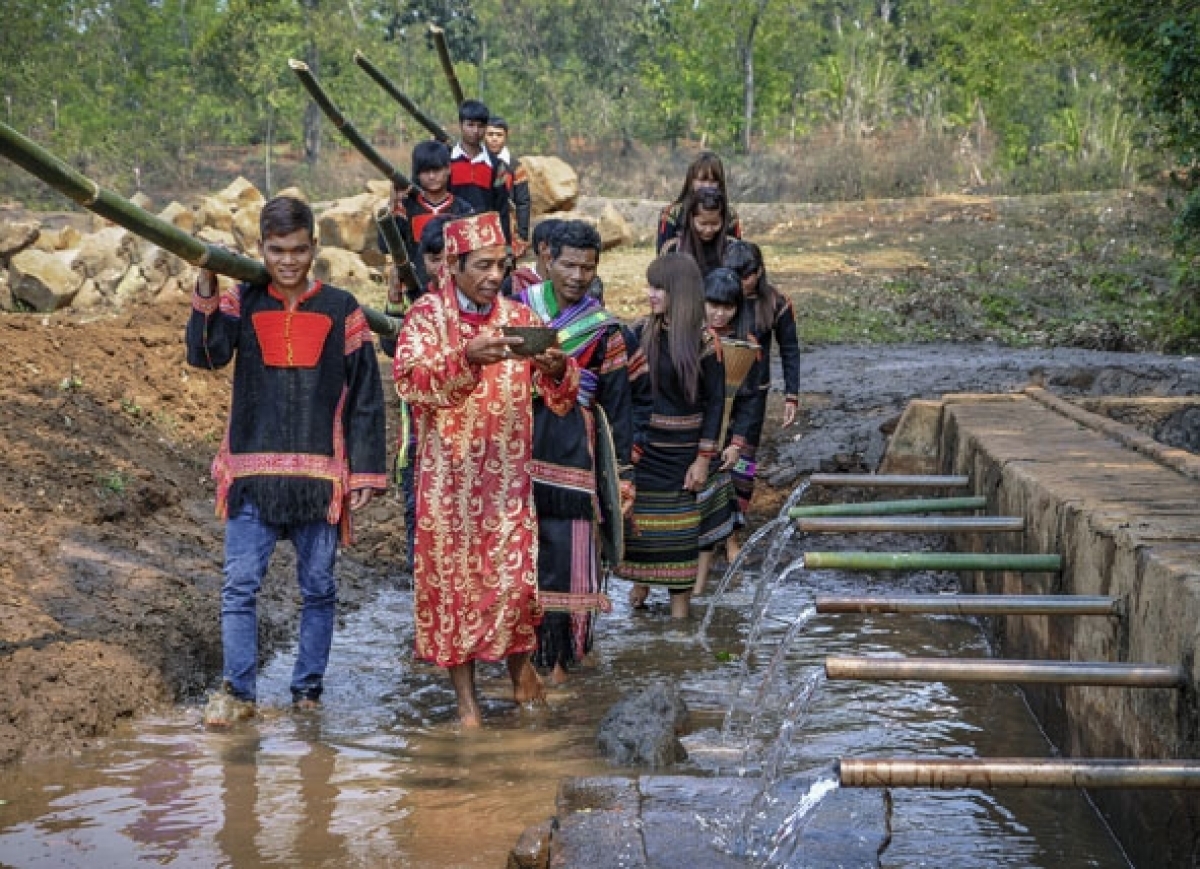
top-left (726, 537), bottom-right (741, 563)
top-left (508, 654), bottom-right (547, 705)
top-left (670, 590), bottom-right (692, 620)
top-left (458, 707), bottom-right (483, 729)
top-left (550, 663), bottom-right (569, 685)
top-left (449, 662), bottom-right (482, 727)
top-left (629, 583), bottom-right (650, 609)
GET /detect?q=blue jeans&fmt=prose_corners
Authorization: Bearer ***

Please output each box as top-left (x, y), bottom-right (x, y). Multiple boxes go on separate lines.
top-left (221, 502), bottom-right (338, 703)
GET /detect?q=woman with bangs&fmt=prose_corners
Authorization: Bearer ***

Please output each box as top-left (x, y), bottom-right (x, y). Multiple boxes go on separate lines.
top-left (656, 150), bottom-right (742, 254)
top-left (621, 253), bottom-right (726, 619)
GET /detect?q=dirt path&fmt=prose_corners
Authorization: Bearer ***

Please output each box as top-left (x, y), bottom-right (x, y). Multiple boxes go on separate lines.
top-left (1, 190), bottom-right (1196, 766)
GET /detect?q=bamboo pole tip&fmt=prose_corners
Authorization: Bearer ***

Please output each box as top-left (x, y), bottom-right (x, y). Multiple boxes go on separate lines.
top-left (353, 49), bottom-right (365, 61)
top-left (288, 59), bottom-right (309, 71)
top-left (428, 23), bottom-right (445, 34)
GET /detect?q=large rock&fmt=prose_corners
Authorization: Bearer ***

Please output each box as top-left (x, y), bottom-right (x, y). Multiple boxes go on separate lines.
top-left (231, 200), bottom-right (264, 252)
top-left (365, 178), bottom-right (393, 199)
top-left (114, 265), bottom-right (150, 305)
top-left (8, 248), bottom-right (84, 311)
top-left (158, 201), bottom-right (195, 234)
top-left (153, 273), bottom-right (193, 306)
top-left (217, 176), bottom-right (264, 210)
top-left (597, 683), bottom-right (689, 768)
top-left (73, 227), bottom-right (137, 278)
top-left (197, 195), bottom-right (234, 233)
top-left (313, 246), bottom-right (377, 291)
top-left (130, 191), bottom-right (154, 211)
top-left (196, 226), bottom-right (238, 250)
top-left (71, 277), bottom-right (105, 311)
top-left (523, 155), bottom-right (578, 215)
top-left (317, 194), bottom-right (379, 253)
top-left (275, 185), bottom-right (308, 203)
top-left (0, 221), bottom-right (41, 259)
top-left (597, 203), bottom-right (633, 250)
top-left (31, 224), bottom-right (81, 253)
top-left (48, 225), bottom-right (82, 251)
top-left (141, 246), bottom-right (186, 287)
top-left (92, 266), bottom-right (128, 299)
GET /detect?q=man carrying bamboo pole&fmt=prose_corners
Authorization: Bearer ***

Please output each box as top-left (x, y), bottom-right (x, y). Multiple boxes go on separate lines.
top-left (188, 196), bottom-right (388, 727)
top-left (382, 139), bottom-right (474, 293)
top-left (449, 99), bottom-right (512, 246)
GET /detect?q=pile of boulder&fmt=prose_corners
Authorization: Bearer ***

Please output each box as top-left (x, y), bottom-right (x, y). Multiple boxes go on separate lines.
top-left (0, 153), bottom-right (633, 315)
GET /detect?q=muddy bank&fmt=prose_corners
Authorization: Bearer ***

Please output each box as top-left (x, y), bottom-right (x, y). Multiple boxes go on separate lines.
top-left (0, 307), bottom-right (404, 765)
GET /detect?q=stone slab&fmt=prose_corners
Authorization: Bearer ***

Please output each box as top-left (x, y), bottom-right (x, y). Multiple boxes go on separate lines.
top-left (543, 772), bottom-right (886, 869)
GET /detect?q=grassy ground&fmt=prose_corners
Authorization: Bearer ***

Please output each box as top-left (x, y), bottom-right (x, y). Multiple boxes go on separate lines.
top-left (598, 188), bottom-right (1185, 353)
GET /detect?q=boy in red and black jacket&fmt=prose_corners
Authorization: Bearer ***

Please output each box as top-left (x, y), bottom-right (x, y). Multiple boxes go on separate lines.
top-left (449, 99), bottom-right (511, 244)
top-left (381, 139), bottom-right (474, 291)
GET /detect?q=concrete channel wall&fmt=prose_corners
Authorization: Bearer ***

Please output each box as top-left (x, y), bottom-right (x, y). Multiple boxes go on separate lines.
top-left (883, 389), bottom-right (1200, 867)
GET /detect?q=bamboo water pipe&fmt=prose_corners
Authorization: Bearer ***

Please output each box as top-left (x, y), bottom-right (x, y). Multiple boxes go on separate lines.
top-left (838, 758), bottom-right (1200, 790)
top-left (797, 516), bottom-right (1024, 533)
top-left (789, 496), bottom-right (987, 519)
top-left (803, 552), bottom-right (1062, 572)
top-left (825, 657), bottom-right (1185, 688)
top-left (809, 474), bottom-right (970, 488)
top-left (815, 594), bottom-right (1121, 617)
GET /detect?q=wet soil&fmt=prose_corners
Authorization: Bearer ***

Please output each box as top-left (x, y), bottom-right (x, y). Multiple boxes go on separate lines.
top-left (2, 190), bottom-right (1197, 768)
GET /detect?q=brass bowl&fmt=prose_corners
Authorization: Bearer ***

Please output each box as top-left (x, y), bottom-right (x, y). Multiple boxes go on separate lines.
top-left (501, 325), bottom-right (559, 357)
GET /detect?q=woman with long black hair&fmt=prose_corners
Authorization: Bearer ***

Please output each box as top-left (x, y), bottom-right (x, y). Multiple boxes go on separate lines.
top-left (722, 240), bottom-right (801, 531)
top-left (621, 253), bottom-right (725, 619)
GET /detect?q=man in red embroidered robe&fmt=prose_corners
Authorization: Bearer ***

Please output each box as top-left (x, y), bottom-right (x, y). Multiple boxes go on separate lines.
top-left (186, 196), bottom-right (388, 727)
top-left (393, 212), bottom-right (579, 727)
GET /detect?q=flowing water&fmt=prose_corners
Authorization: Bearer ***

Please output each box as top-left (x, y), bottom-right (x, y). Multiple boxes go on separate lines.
top-left (0, 529), bottom-right (1133, 868)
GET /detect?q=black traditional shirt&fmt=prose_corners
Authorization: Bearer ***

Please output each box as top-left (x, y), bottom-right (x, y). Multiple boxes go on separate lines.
top-left (186, 281), bottom-right (388, 538)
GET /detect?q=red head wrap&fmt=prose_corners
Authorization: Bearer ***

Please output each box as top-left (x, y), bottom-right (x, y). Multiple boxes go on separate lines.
top-left (443, 212), bottom-right (505, 257)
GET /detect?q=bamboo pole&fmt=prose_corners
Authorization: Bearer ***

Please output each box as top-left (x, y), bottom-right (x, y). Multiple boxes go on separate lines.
top-left (838, 758), bottom-right (1200, 790)
top-left (288, 59), bottom-right (411, 190)
top-left (809, 473), bottom-right (971, 488)
top-left (789, 496), bottom-right (987, 519)
top-left (803, 551), bottom-right (1062, 572)
top-left (814, 594), bottom-right (1121, 617)
top-left (428, 24), bottom-right (466, 106)
top-left (796, 516), bottom-right (1024, 533)
top-left (374, 204), bottom-right (420, 297)
top-left (0, 120), bottom-right (400, 338)
top-left (824, 657), bottom-right (1186, 687)
top-left (353, 50), bottom-right (452, 144)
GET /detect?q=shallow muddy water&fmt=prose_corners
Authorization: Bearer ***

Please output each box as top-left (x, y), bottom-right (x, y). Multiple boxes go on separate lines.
top-left (0, 527), bottom-right (1133, 868)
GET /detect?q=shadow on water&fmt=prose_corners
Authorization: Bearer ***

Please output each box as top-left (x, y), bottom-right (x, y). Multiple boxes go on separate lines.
top-left (0, 525), bottom-right (1134, 868)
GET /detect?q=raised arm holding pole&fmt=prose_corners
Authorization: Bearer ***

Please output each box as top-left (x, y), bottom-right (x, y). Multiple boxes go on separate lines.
top-left (0, 118), bottom-right (400, 337)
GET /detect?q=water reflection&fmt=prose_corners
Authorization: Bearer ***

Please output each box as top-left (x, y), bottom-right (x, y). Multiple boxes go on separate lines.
top-left (0, 530), bottom-right (1133, 868)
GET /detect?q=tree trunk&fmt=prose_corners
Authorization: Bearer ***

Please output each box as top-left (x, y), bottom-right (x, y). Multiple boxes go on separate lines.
top-left (741, 0), bottom-right (770, 154)
top-left (742, 45), bottom-right (754, 153)
top-left (478, 37), bottom-right (487, 103)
